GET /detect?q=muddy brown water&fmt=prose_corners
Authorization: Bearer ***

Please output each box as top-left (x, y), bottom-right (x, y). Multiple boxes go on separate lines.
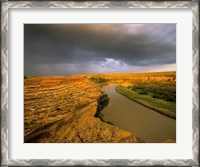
top-left (102, 85), bottom-right (176, 143)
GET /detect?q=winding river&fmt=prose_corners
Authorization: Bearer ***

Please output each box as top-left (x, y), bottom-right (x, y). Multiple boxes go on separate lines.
top-left (102, 85), bottom-right (176, 143)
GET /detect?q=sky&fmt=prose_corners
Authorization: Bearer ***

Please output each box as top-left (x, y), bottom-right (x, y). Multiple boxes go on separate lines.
top-left (24, 24), bottom-right (176, 75)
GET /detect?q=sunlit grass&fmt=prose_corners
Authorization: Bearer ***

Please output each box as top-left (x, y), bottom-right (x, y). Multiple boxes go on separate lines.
top-left (115, 85), bottom-right (176, 119)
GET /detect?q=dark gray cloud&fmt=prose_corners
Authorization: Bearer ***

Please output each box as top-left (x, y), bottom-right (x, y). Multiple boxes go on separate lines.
top-left (24, 24), bottom-right (176, 75)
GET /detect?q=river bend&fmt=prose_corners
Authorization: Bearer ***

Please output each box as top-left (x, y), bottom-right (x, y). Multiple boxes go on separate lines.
top-left (102, 85), bottom-right (176, 143)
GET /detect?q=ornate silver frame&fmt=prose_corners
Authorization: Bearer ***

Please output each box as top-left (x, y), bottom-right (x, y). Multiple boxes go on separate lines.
top-left (1, 1), bottom-right (199, 166)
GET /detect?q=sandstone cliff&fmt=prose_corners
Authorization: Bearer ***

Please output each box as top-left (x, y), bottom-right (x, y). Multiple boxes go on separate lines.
top-left (24, 75), bottom-right (141, 143)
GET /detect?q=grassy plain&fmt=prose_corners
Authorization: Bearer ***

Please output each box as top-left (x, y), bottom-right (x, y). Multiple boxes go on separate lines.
top-left (128, 81), bottom-right (176, 102)
top-left (116, 85), bottom-right (176, 119)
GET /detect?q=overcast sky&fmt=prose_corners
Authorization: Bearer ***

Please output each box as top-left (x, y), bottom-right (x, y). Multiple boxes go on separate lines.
top-left (24, 24), bottom-right (176, 75)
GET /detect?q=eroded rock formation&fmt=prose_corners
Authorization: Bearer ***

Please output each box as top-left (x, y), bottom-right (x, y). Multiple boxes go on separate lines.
top-left (24, 75), bottom-right (141, 143)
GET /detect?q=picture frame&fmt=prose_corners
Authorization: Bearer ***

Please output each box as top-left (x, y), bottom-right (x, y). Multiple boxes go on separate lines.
top-left (1, 1), bottom-right (199, 166)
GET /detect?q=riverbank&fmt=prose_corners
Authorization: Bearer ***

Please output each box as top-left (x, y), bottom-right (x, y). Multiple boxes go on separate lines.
top-left (115, 85), bottom-right (176, 119)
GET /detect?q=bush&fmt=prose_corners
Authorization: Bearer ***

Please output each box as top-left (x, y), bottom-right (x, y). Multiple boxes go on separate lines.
top-left (152, 93), bottom-right (162, 99)
top-left (95, 94), bottom-right (109, 117)
top-left (138, 91), bottom-right (147, 95)
top-left (133, 86), bottom-right (143, 89)
top-left (128, 81), bottom-right (176, 103)
top-left (165, 96), bottom-right (175, 102)
top-left (90, 77), bottom-right (108, 84)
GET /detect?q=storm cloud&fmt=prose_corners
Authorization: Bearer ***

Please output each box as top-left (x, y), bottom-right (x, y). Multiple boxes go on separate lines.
top-left (24, 24), bottom-right (176, 75)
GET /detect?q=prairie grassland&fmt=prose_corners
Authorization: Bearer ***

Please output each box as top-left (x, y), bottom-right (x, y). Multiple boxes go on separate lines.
top-left (116, 85), bottom-right (176, 119)
top-left (128, 81), bottom-right (176, 102)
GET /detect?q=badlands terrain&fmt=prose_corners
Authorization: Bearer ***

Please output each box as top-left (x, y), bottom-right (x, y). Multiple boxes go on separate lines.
top-left (24, 75), bottom-right (142, 143)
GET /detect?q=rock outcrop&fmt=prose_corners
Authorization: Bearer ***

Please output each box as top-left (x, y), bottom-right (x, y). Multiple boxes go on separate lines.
top-left (24, 75), bottom-right (141, 143)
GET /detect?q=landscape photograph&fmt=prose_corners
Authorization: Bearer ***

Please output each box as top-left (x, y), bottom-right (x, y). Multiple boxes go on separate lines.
top-left (24, 24), bottom-right (176, 143)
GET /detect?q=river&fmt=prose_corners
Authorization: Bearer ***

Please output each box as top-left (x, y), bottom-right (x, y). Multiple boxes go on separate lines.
top-left (102, 85), bottom-right (176, 143)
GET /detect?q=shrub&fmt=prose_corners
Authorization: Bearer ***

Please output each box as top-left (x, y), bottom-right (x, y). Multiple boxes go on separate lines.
top-left (94, 94), bottom-right (109, 117)
top-left (165, 96), bottom-right (175, 102)
top-left (133, 86), bottom-right (142, 89)
top-left (152, 93), bottom-right (162, 99)
top-left (90, 77), bottom-right (108, 84)
top-left (138, 91), bottom-right (147, 95)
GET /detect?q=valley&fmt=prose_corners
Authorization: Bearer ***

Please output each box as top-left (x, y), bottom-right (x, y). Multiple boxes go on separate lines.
top-left (24, 71), bottom-right (176, 143)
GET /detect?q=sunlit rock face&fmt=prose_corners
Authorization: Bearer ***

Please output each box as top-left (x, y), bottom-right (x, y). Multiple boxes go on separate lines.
top-left (24, 75), bottom-right (141, 143)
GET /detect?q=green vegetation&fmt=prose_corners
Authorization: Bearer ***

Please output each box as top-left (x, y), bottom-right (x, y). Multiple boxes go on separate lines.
top-left (128, 81), bottom-right (176, 102)
top-left (97, 113), bottom-right (115, 125)
top-left (115, 85), bottom-right (176, 119)
top-left (94, 94), bottom-right (114, 125)
top-left (95, 94), bottom-right (109, 117)
top-left (90, 77), bottom-right (108, 84)
top-left (90, 77), bottom-right (109, 87)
